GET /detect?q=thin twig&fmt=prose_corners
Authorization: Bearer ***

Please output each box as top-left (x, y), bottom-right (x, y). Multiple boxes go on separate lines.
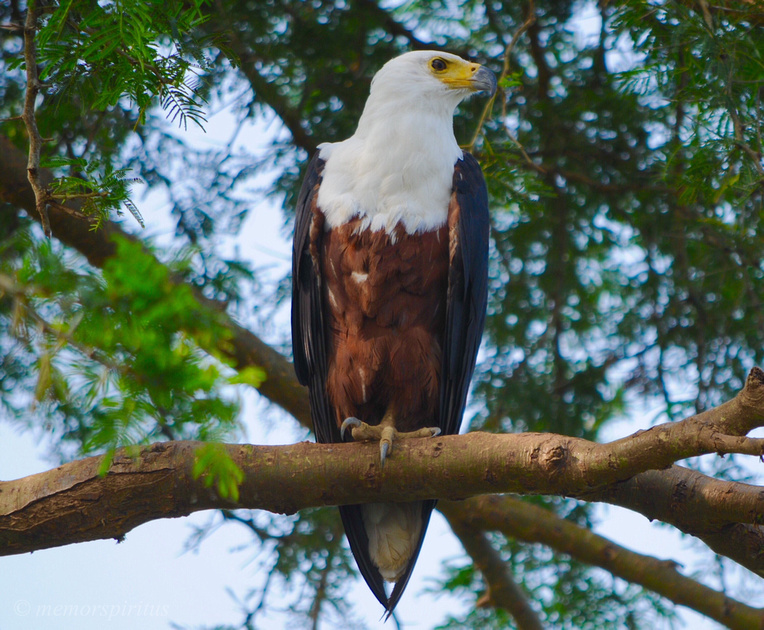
top-left (468, 0), bottom-right (537, 151)
top-left (21, 0), bottom-right (51, 237)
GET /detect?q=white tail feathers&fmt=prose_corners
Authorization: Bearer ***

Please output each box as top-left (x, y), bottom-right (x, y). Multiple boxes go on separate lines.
top-left (362, 501), bottom-right (423, 582)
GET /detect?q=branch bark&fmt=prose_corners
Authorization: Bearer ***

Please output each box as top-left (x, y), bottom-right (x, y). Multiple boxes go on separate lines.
top-left (3, 428), bottom-right (764, 626)
top-left (2, 378), bottom-right (764, 562)
top-left (440, 496), bottom-right (764, 630)
top-left (21, 0), bottom-right (50, 237)
top-left (583, 466), bottom-right (764, 579)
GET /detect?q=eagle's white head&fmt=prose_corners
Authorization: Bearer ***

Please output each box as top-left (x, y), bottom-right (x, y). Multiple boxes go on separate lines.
top-left (365, 50), bottom-right (497, 116)
top-left (318, 51), bottom-right (496, 235)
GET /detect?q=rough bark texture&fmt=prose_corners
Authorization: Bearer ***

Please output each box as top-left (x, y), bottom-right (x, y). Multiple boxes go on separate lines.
top-left (2, 427), bottom-right (764, 625)
top-left (2, 377), bottom-right (764, 563)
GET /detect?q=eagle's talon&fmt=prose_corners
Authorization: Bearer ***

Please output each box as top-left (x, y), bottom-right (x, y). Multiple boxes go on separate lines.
top-left (340, 415), bottom-right (440, 465)
top-left (341, 416), bottom-right (362, 441)
top-left (379, 425), bottom-right (396, 465)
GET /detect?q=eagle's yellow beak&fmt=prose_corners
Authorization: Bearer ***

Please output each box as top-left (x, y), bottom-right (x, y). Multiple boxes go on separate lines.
top-left (441, 61), bottom-right (497, 96)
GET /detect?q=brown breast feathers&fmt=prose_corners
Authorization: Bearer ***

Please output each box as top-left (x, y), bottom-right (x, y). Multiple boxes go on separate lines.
top-left (320, 216), bottom-right (449, 433)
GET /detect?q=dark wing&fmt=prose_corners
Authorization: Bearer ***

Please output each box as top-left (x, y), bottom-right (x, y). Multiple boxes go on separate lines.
top-left (439, 151), bottom-right (490, 437)
top-left (385, 152), bottom-right (490, 614)
top-left (291, 153), bottom-right (340, 444)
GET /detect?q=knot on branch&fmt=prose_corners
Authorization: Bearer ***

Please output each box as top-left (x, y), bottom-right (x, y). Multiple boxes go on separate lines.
top-left (538, 440), bottom-right (569, 475)
top-left (742, 367), bottom-right (764, 416)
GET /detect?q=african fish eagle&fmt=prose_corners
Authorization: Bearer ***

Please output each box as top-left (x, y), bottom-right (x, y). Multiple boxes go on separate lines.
top-left (292, 50), bottom-right (494, 615)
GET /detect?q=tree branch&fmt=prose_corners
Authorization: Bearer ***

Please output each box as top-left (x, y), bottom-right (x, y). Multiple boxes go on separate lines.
top-left (0, 134), bottom-right (312, 429)
top-left (584, 466), bottom-right (764, 578)
top-left (444, 510), bottom-right (544, 630)
top-left (20, 0), bottom-right (50, 237)
top-left (440, 496), bottom-right (764, 630)
top-left (2, 375), bottom-right (764, 558)
top-left (208, 0), bottom-right (317, 156)
top-left (3, 426), bottom-right (764, 627)
top-left (0, 266), bottom-right (761, 621)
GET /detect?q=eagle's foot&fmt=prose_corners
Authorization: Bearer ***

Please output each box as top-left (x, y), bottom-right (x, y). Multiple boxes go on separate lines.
top-left (340, 417), bottom-right (441, 465)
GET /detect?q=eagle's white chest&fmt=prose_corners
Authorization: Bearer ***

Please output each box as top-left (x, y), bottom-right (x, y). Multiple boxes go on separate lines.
top-left (316, 104), bottom-right (462, 235)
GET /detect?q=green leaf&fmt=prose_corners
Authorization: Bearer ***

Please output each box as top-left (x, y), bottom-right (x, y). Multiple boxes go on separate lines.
top-left (192, 443), bottom-right (244, 502)
top-left (228, 366), bottom-right (266, 388)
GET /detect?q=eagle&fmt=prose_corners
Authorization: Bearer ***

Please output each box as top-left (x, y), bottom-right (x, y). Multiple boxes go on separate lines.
top-left (291, 50), bottom-right (494, 615)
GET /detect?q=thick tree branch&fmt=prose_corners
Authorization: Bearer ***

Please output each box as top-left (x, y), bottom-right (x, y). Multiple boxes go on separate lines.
top-left (584, 466), bottom-right (764, 579)
top-left (440, 496), bottom-right (764, 630)
top-left (3, 428), bottom-right (764, 626)
top-left (0, 134), bottom-right (312, 428)
top-left (2, 382), bottom-right (764, 556)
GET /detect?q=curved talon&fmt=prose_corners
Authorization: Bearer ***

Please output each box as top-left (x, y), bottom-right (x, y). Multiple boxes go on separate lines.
top-left (379, 425), bottom-right (396, 465)
top-left (341, 417), bottom-right (362, 441)
top-left (431, 427), bottom-right (442, 437)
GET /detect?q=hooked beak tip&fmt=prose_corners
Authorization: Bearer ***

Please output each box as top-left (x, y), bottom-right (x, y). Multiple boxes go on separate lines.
top-left (473, 66), bottom-right (498, 97)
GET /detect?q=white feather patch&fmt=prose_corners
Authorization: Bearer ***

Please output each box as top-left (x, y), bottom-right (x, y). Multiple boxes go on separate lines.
top-left (362, 502), bottom-right (423, 582)
top-left (317, 52), bottom-right (470, 236)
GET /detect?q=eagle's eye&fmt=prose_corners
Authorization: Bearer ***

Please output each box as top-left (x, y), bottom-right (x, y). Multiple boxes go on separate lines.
top-left (430, 58), bottom-right (448, 72)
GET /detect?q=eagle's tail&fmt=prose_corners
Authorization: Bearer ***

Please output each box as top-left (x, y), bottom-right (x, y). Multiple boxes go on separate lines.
top-left (339, 500), bottom-right (436, 617)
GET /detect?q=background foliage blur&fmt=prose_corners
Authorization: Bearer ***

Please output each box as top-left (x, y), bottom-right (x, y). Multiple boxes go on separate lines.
top-left (1, 0), bottom-right (763, 627)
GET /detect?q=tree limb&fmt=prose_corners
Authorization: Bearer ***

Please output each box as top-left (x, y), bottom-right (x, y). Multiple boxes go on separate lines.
top-left (444, 510), bottom-right (545, 630)
top-left (2, 379), bottom-right (764, 560)
top-left (20, 0), bottom-right (50, 237)
top-left (440, 496), bottom-right (764, 630)
top-left (3, 426), bottom-right (764, 627)
top-left (0, 134), bottom-right (312, 428)
top-left (584, 466), bottom-right (764, 579)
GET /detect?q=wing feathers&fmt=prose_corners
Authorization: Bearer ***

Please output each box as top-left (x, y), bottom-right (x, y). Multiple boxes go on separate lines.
top-left (291, 154), bottom-right (341, 444)
top-left (440, 152), bottom-right (490, 437)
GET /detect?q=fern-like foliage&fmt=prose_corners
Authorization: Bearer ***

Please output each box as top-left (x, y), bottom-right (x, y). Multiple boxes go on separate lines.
top-left (11, 0), bottom-right (228, 226)
top-left (36, 0), bottom-right (217, 128)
